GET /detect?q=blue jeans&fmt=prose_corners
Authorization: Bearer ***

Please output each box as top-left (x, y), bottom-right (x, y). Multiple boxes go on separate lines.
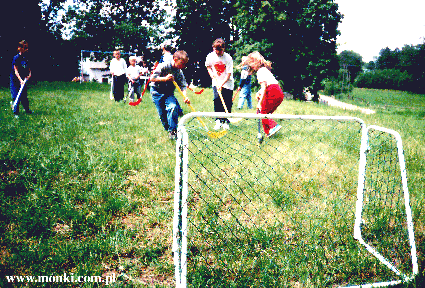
top-left (237, 84), bottom-right (252, 109)
top-left (10, 77), bottom-right (29, 114)
top-left (151, 87), bottom-right (183, 132)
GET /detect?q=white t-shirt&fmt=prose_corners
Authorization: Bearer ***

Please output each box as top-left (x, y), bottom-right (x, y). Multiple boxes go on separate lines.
top-left (256, 67), bottom-right (279, 86)
top-left (110, 58), bottom-right (127, 77)
top-left (127, 65), bottom-right (142, 80)
top-left (205, 51), bottom-right (234, 90)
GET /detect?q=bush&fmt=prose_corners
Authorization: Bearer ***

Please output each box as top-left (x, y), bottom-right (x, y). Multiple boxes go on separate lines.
top-left (322, 79), bottom-right (354, 96)
top-left (354, 69), bottom-right (413, 91)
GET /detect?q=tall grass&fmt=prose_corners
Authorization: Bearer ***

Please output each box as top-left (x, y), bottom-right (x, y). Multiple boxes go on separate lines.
top-left (0, 83), bottom-right (424, 287)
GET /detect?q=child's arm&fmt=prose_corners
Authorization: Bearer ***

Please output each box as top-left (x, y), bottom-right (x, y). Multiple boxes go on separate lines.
top-left (14, 66), bottom-right (24, 84)
top-left (256, 82), bottom-right (267, 111)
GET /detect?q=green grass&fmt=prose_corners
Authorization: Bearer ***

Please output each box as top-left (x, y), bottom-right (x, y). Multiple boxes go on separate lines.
top-left (0, 83), bottom-right (424, 287)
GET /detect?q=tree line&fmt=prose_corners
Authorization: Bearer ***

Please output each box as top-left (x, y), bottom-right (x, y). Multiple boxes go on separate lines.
top-left (2, 1), bottom-right (423, 96)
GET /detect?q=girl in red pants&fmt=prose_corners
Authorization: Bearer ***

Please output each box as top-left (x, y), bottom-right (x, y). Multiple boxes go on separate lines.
top-left (239, 51), bottom-right (284, 137)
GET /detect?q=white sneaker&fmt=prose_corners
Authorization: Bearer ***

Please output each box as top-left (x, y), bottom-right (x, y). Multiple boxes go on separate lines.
top-left (214, 120), bottom-right (222, 130)
top-left (222, 123), bottom-right (230, 130)
top-left (267, 124), bottom-right (282, 138)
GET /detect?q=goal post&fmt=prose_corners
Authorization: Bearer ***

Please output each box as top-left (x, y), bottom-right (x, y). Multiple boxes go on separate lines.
top-left (173, 112), bottom-right (418, 288)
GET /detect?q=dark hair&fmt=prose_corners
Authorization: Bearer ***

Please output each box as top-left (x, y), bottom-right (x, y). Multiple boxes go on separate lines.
top-left (18, 40), bottom-right (28, 47)
top-left (212, 38), bottom-right (225, 50)
top-left (162, 44), bottom-right (172, 52)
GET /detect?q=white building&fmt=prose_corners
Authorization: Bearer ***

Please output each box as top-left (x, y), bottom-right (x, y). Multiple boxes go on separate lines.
top-left (81, 58), bottom-right (111, 83)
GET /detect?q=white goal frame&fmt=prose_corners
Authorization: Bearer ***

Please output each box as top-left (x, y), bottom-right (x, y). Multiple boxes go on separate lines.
top-left (173, 112), bottom-right (418, 288)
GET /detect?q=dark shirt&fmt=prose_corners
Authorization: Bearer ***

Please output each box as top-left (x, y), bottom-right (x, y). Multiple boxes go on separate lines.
top-left (11, 53), bottom-right (30, 81)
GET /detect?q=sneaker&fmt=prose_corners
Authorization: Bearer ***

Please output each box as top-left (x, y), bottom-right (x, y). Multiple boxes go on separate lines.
top-left (214, 120), bottom-right (222, 130)
top-left (25, 109), bottom-right (33, 114)
top-left (14, 115), bottom-right (19, 119)
top-left (221, 123), bottom-right (230, 130)
top-left (168, 130), bottom-right (177, 140)
top-left (267, 124), bottom-right (282, 138)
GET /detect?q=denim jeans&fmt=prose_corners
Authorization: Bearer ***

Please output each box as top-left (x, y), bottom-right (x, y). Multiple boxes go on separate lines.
top-left (150, 87), bottom-right (182, 132)
top-left (237, 84), bottom-right (252, 109)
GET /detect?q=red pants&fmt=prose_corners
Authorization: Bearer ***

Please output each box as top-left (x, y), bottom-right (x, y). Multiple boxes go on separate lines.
top-left (259, 84), bottom-right (284, 135)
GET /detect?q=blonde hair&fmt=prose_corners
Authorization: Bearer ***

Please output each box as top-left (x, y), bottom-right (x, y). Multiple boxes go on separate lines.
top-left (238, 51), bottom-right (272, 73)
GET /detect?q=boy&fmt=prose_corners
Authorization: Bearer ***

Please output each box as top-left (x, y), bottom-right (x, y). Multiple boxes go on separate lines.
top-left (205, 38), bottom-right (234, 130)
top-left (10, 40), bottom-right (32, 119)
top-left (110, 50), bottom-right (127, 102)
top-left (236, 56), bottom-right (253, 109)
top-left (150, 50), bottom-right (190, 140)
top-left (126, 56), bottom-right (143, 102)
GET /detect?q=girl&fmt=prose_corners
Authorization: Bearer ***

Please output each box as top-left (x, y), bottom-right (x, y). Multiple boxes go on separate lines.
top-left (239, 51), bottom-right (283, 137)
top-left (10, 40), bottom-right (32, 118)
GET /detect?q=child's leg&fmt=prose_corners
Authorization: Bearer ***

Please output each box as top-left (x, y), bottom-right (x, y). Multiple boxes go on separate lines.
top-left (214, 87), bottom-right (233, 124)
top-left (151, 88), bottom-right (169, 131)
top-left (10, 79), bottom-right (19, 114)
top-left (213, 87), bottom-right (225, 123)
top-left (19, 87), bottom-right (30, 112)
top-left (260, 84), bottom-right (284, 135)
top-left (128, 81), bottom-right (134, 101)
top-left (246, 86), bottom-right (253, 109)
top-left (164, 95), bottom-right (180, 132)
top-left (237, 92), bottom-right (245, 109)
top-left (135, 82), bottom-right (142, 99)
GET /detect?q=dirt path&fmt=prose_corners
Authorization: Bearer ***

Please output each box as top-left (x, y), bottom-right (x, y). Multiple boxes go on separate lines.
top-left (305, 92), bottom-right (376, 114)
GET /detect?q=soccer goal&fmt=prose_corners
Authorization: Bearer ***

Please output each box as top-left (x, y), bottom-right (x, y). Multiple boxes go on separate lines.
top-left (173, 112), bottom-right (418, 287)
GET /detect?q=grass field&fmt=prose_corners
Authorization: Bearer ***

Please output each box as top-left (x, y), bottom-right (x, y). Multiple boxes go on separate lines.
top-left (0, 82), bottom-right (424, 287)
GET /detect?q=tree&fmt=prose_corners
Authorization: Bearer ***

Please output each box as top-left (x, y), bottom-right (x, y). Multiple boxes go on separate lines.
top-left (338, 50), bottom-right (363, 83)
top-left (376, 47), bottom-right (399, 70)
top-left (174, 0), bottom-right (236, 85)
top-left (61, 0), bottom-right (171, 62)
top-left (232, 0), bottom-right (342, 101)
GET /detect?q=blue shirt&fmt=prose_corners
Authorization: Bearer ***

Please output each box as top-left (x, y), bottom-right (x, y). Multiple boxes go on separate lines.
top-left (10, 53), bottom-right (30, 81)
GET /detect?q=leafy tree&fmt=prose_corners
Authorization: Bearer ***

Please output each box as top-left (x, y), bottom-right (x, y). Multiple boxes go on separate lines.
top-left (174, 0), bottom-right (236, 85)
top-left (61, 0), bottom-right (170, 61)
top-left (338, 50), bottom-right (363, 83)
top-left (232, 0), bottom-right (342, 101)
top-left (376, 47), bottom-right (399, 70)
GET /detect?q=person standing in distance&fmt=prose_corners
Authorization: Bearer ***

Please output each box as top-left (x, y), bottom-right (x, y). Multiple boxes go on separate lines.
top-left (10, 40), bottom-right (32, 119)
top-left (110, 50), bottom-right (127, 102)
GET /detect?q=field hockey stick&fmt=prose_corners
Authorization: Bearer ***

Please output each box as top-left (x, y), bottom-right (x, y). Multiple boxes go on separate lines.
top-left (109, 77), bottom-right (114, 100)
top-left (173, 81), bottom-right (226, 139)
top-left (129, 62), bottom-right (158, 106)
top-left (232, 89), bottom-right (240, 102)
top-left (12, 79), bottom-right (28, 111)
top-left (217, 88), bottom-right (243, 124)
top-left (256, 93), bottom-right (265, 144)
top-left (187, 85), bottom-right (204, 95)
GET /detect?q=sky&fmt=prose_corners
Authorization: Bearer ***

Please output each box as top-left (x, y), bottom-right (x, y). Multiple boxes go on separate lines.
top-left (335, 0), bottom-right (425, 62)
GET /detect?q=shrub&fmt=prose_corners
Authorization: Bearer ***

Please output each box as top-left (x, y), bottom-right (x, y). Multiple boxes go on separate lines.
top-left (355, 69), bottom-right (413, 91)
top-left (322, 79), bottom-right (353, 97)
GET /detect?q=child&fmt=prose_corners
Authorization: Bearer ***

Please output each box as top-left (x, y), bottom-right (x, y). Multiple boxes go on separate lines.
top-left (239, 51), bottom-right (283, 138)
top-left (236, 56), bottom-right (253, 109)
top-left (150, 50), bottom-right (190, 140)
top-left (205, 38), bottom-right (234, 130)
top-left (126, 56), bottom-right (143, 102)
top-left (10, 40), bottom-right (32, 119)
top-left (110, 50), bottom-right (127, 102)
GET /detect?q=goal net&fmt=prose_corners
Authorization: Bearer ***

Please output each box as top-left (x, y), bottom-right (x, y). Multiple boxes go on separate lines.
top-left (173, 113), bottom-right (418, 287)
